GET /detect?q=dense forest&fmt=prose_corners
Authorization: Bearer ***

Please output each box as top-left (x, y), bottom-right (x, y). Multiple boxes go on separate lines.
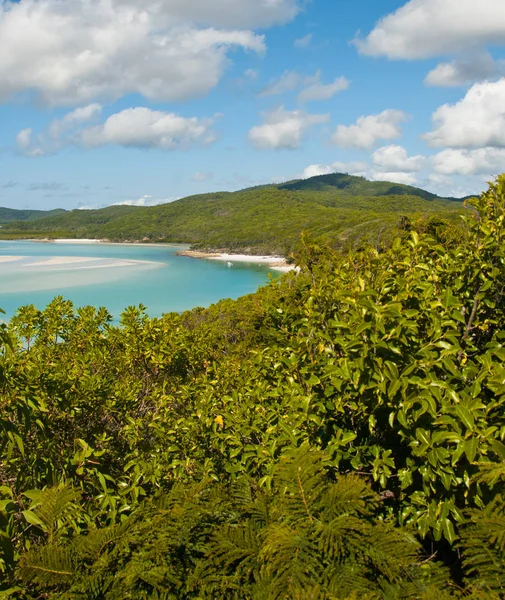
top-left (0, 208), bottom-right (66, 224)
top-left (0, 176), bottom-right (504, 597)
top-left (0, 173), bottom-right (466, 254)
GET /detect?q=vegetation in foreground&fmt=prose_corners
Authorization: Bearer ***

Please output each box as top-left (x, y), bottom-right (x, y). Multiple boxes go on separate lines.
top-left (0, 177), bottom-right (504, 598)
top-left (0, 173), bottom-right (466, 254)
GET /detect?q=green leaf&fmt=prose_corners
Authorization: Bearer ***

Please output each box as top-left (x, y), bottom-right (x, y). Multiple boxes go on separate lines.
top-left (454, 405), bottom-right (475, 430)
top-left (464, 438), bottom-right (478, 463)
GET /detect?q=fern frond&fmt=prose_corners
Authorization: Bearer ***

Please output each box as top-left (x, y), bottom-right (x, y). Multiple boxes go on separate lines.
top-left (275, 443), bottom-right (326, 524)
top-left (259, 523), bottom-right (321, 600)
top-left (23, 485), bottom-right (81, 540)
top-left (321, 474), bottom-right (379, 519)
top-left (17, 544), bottom-right (75, 588)
top-left (460, 494), bottom-right (505, 593)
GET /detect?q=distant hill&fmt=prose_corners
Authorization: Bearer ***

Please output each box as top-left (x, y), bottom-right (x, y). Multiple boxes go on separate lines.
top-left (0, 173), bottom-right (469, 253)
top-left (277, 173), bottom-right (442, 200)
top-left (0, 207), bottom-right (67, 224)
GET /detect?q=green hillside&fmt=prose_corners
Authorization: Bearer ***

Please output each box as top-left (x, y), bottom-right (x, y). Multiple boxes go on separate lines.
top-left (0, 207), bottom-right (67, 224)
top-left (0, 173), bottom-right (468, 252)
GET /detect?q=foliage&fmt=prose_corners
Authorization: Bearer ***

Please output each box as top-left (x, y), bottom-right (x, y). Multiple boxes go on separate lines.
top-left (0, 208), bottom-right (66, 224)
top-left (15, 447), bottom-right (451, 599)
top-left (0, 176), bottom-right (504, 596)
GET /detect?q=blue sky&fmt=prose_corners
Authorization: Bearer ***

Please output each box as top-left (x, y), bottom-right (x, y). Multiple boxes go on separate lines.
top-left (1, 0), bottom-right (505, 209)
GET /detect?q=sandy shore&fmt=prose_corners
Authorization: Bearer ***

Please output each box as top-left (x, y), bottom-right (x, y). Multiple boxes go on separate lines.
top-left (0, 256), bottom-right (22, 263)
top-left (40, 239), bottom-right (101, 244)
top-left (24, 256), bottom-right (103, 266)
top-left (177, 250), bottom-right (295, 272)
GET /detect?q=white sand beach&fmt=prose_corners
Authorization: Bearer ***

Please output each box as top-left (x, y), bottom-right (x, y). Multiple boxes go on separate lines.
top-left (21, 256), bottom-right (161, 269)
top-left (0, 256), bottom-right (22, 263)
top-left (177, 250), bottom-right (295, 272)
top-left (42, 239), bottom-right (101, 244)
top-left (24, 257), bottom-right (102, 267)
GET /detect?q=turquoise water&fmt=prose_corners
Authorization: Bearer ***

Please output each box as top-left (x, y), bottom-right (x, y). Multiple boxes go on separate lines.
top-left (0, 241), bottom-right (278, 320)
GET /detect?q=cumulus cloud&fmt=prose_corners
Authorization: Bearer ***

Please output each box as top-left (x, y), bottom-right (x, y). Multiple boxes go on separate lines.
top-left (370, 171), bottom-right (418, 185)
top-left (372, 145), bottom-right (425, 172)
top-left (294, 33), bottom-right (312, 48)
top-left (331, 110), bottom-right (408, 149)
top-left (248, 107), bottom-right (329, 150)
top-left (15, 128), bottom-right (44, 157)
top-left (424, 79), bottom-right (505, 148)
top-left (16, 106), bottom-right (219, 154)
top-left (425, 52), bottom-right (505, 87)
top-left (260, 70), bottom-right (349, 103)
top-left (431, 148), bottom-right (505, 175)
top-left (302, 161), bottom-right (368, 179)
top-left (113, 194), bottom-right (175, 207)
top-left (119, 0), bottom-right (301, 29)
top-left (260, 70), bottom-right (307, 97)
top-left (48, 104), bottom-right (102, 139)
top-left (298, 75), bottom-right (349, 103)
top-left (0, 0), bottom-right (276, 106)
top-left (16, 128), bottom-right (32, 150)
top-left (355, 0), bottom-right (505, 59)
top-left (78, 108), bottom-right (218, 150)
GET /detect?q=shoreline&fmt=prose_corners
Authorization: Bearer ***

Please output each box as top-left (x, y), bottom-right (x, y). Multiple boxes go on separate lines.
top-left (176, 250), bottom-right (295, 272)
top-left (1, 238), bottom-right (295, 271)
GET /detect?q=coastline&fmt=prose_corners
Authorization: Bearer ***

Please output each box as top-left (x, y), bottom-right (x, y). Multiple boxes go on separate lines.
top-left (1, 238), bottom-right (295, 272)
top-left (176, 250), bottom-right (295, 272)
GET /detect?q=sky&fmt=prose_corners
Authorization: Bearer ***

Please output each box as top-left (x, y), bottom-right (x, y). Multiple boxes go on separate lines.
top-left (1, 0), bottom-right (505, 210)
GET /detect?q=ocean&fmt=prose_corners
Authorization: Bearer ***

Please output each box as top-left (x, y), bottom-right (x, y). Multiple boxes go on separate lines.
top-left (0, 240), bottom-right (280, 321)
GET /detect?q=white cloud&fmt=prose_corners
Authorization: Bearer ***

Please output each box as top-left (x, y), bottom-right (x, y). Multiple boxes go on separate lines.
top-left (331, 110), bottom-right (408, 149)
top-left (48, 103), bottom-right (102, 139)
top-left (260, 70), bottom-right (306, 96)
top-left (298, 74), bottom-right (349, 103)
top-left (113, 194), bottom-right (175, 207)
top-left (431, 148), bottom-right (505, 175)
top-left (248, 107), bottom-right (329, 150)
top-left (372, 145), bottom-right (425, 172)
top-left (302, 161), bottom-right (368, 179)
top-left (15, 128), bottom-right (44, 157)
top-left (0, 0), bottom-right (272, 106)
top-left (16, 128), bottom-right (32, 150)
top-left (244, 69), bottom-right (258, 81)
top-left (424, 79), bottom-right (505, 148)
top-left (119, 0), bottom-right (301, 29)
top-left (192, 171), bottom-right (213, 182)
top-left (294, 33), bottom-right (312, 48)
top-left (17, 107), bottom-right (219, 154)
top-left (260, 69), bottom-right (349, 103)
top-left (425, 51), bottom-right (505, 87)
top-left (355, 0), bottom-right (505, 59)
top-left (78, 108), bottom-right (218, 150)
top-left (370, 171), bottom-right (418, 185)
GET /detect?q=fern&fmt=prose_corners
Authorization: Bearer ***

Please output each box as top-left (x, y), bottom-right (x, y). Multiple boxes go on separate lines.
top-left (459, 494), bottom-right (505, 594)
top-left (17, 545), bottom-right (75, 588)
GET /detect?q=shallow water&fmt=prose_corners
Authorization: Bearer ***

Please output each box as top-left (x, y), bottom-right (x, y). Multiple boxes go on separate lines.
top-left (0, 241), bottom-right (279, 320)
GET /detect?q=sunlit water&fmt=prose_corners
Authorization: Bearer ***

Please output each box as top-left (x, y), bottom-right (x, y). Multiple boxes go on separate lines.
top-left (0, 241), bottom-right (279, 320)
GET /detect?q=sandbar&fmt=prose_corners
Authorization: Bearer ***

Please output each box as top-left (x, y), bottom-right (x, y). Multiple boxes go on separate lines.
top-left (22, 256), bottom-right (161, 269)
top-left (0, 256), bottom-right (22, 263)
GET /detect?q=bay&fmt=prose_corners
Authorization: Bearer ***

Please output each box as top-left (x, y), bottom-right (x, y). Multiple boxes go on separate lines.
top-left (0, 240), bottom-right (279, 320)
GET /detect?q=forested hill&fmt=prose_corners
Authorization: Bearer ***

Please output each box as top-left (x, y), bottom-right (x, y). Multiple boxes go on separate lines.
top-left (0, 172), bottom-right (468, 252)
top-left (0, 207), bottom-right (66, 223)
